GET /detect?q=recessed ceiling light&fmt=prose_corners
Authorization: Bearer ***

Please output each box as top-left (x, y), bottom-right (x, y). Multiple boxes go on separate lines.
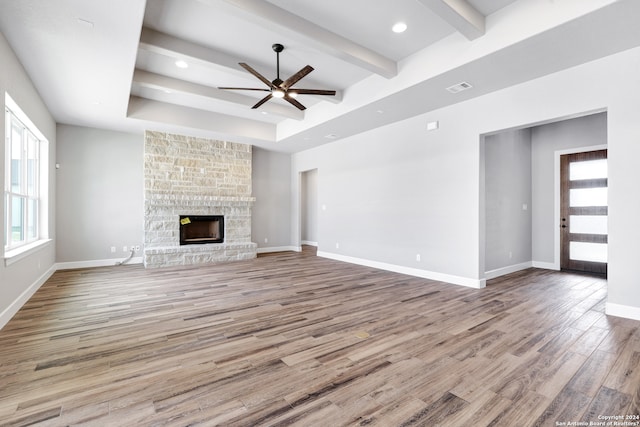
top-left (392, 22), bottom-right (407, 33)
top-left (175, 60), bottom-right (189, 69)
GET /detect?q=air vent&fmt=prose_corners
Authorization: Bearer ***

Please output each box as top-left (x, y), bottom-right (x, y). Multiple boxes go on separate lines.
top-left (426, 121), bottom-right (439, 131)
top-left (446, 81), bottom-right (473, 94)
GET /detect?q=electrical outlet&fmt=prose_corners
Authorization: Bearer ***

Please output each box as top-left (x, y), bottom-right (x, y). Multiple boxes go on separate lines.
top-left (416, 254), bottom-right (421, 262)
top-left (123, 246), bottom-right (128, 252)
top-left (264, 238), bottom-right (268, 243)
top-left (336, 242), bottom-right (340, 249)
top-left (135, 245), bottom-right (140, 251)
top-left (110, 246), bottom-right (116, 253)
top-left (130, 245), bottom-right (135, 253)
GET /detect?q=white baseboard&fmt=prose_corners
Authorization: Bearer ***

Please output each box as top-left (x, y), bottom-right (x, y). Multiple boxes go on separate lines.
top-left (605, 302), bottom-right (640, 321)
top-left (301, 240), bottom-right (318, 247)
top-left (0, 265), bottom-right (56, 330)
top-left (532, 261), bottom-right (560, 270)
top-left (56, 257), bottom-right (143, 270)
top-left (317, 251), bottom-right (485, 289)
top-left (485, 261), bottom-right (533, 280)
top-left (257, 246), bottom-right (300, 254)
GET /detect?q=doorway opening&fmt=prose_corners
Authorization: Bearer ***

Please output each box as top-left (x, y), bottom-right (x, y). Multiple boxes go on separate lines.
top-left (300, 169), bottom-right (318, 247)
top-left (482, 111), bottom-right (607, 281)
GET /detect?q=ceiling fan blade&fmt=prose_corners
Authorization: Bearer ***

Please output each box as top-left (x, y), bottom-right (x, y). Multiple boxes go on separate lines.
top-left (290, 89), bottom-right (336, 96)
top-left (239, 63), bottom-right (275, 89)
top-left (252, 94), bottom-right (273, 109)
top-left (282, 65), bottom-right (314, 90)
top-left (218, 87), bottom-right (271, 91)
top-left (285, 96), bottom-right (306, 111)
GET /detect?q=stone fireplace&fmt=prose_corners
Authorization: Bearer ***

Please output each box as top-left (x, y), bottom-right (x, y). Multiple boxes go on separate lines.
top-left (143, 131), bottom-right (257, 268)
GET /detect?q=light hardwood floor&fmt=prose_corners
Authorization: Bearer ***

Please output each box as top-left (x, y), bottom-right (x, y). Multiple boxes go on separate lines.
top-left (1, 247), bottom-right (639, 426)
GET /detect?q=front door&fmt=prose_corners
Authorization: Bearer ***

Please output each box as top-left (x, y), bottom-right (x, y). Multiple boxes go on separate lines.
top-left (560, 149), bottom-right (608, 275)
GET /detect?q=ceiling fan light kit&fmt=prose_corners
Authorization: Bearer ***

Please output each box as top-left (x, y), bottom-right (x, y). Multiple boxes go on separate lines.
top-left (218, 43), bottom-right (336, 111)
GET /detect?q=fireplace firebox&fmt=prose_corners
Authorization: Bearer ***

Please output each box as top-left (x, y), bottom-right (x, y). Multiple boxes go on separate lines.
top-left (179, 215), bottom-right (224, 245)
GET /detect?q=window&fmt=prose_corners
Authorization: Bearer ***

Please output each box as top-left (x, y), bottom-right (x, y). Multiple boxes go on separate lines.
top-left (4, 95), bottom-right (47, 252)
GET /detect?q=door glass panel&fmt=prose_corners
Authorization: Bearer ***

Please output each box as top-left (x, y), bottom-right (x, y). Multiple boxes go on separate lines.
top-left (570, 159), bottom-right (607, 180)
top-left (570, 241), bottom-right (607, 263)
top-left (569, 215), bottom-right (607, 235)
top-left (570, 187), bottom-right (607, 207)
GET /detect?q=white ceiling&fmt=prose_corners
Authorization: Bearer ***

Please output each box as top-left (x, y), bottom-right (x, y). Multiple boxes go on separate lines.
top-left (1, 0), bottom-right (639, 153)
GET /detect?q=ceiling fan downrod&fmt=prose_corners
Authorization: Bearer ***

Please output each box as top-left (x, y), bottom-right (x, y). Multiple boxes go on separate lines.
top-left (273, 43), bottom-right (283, 84)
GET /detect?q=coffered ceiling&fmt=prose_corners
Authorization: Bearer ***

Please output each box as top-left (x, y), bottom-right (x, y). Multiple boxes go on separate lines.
top-left (1, 0), bottom-right (639, 152)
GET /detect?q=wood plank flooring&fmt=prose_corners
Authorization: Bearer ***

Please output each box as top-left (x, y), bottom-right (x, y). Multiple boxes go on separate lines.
top-left (1, 246), bottom-right (639, 426)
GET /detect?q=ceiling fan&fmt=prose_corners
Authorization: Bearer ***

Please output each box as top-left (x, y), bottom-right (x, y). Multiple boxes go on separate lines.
top-left (218, 43), bottom-right (336, 111)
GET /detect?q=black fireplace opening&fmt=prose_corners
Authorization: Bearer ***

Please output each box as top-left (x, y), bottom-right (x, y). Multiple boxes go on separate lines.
top-left (179, 215), bottom-right (224, 245)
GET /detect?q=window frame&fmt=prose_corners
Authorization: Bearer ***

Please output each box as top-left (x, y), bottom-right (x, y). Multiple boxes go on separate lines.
top-left (4, 95), bottom-right (47, 254)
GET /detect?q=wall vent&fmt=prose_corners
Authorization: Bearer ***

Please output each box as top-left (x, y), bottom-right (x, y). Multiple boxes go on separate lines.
top-left (446, 81), bottom-right (473, 94)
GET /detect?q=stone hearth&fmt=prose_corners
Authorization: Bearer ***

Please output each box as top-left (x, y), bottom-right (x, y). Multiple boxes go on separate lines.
top-left (143, 131), bottom-right (257, 268)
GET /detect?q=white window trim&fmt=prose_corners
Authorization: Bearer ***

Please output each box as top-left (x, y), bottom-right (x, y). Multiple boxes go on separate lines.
top-left (4, 238), bottom-right (52, 267)
top-left (4, 93), bottom-right (49, 254)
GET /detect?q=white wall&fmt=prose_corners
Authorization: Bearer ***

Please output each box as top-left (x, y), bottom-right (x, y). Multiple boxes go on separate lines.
top-left (484, 128), bottom-right (532, 273)
top-left (607, 88), bottom-right (640, 318)
top-left (252, 147), bottom-right (292, 251)
top-left (292, 46), bottom-right (640, 317)
top-left (0, 33), bottom-right (57, 328)
top-left (56, 124), bottom-right (143, 266)
top-left (293, 113), bottom-right (482, 287)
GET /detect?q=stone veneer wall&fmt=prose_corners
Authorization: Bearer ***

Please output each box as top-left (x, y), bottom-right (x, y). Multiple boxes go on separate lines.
top-left (143, 131), bottom-right (257, 268)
